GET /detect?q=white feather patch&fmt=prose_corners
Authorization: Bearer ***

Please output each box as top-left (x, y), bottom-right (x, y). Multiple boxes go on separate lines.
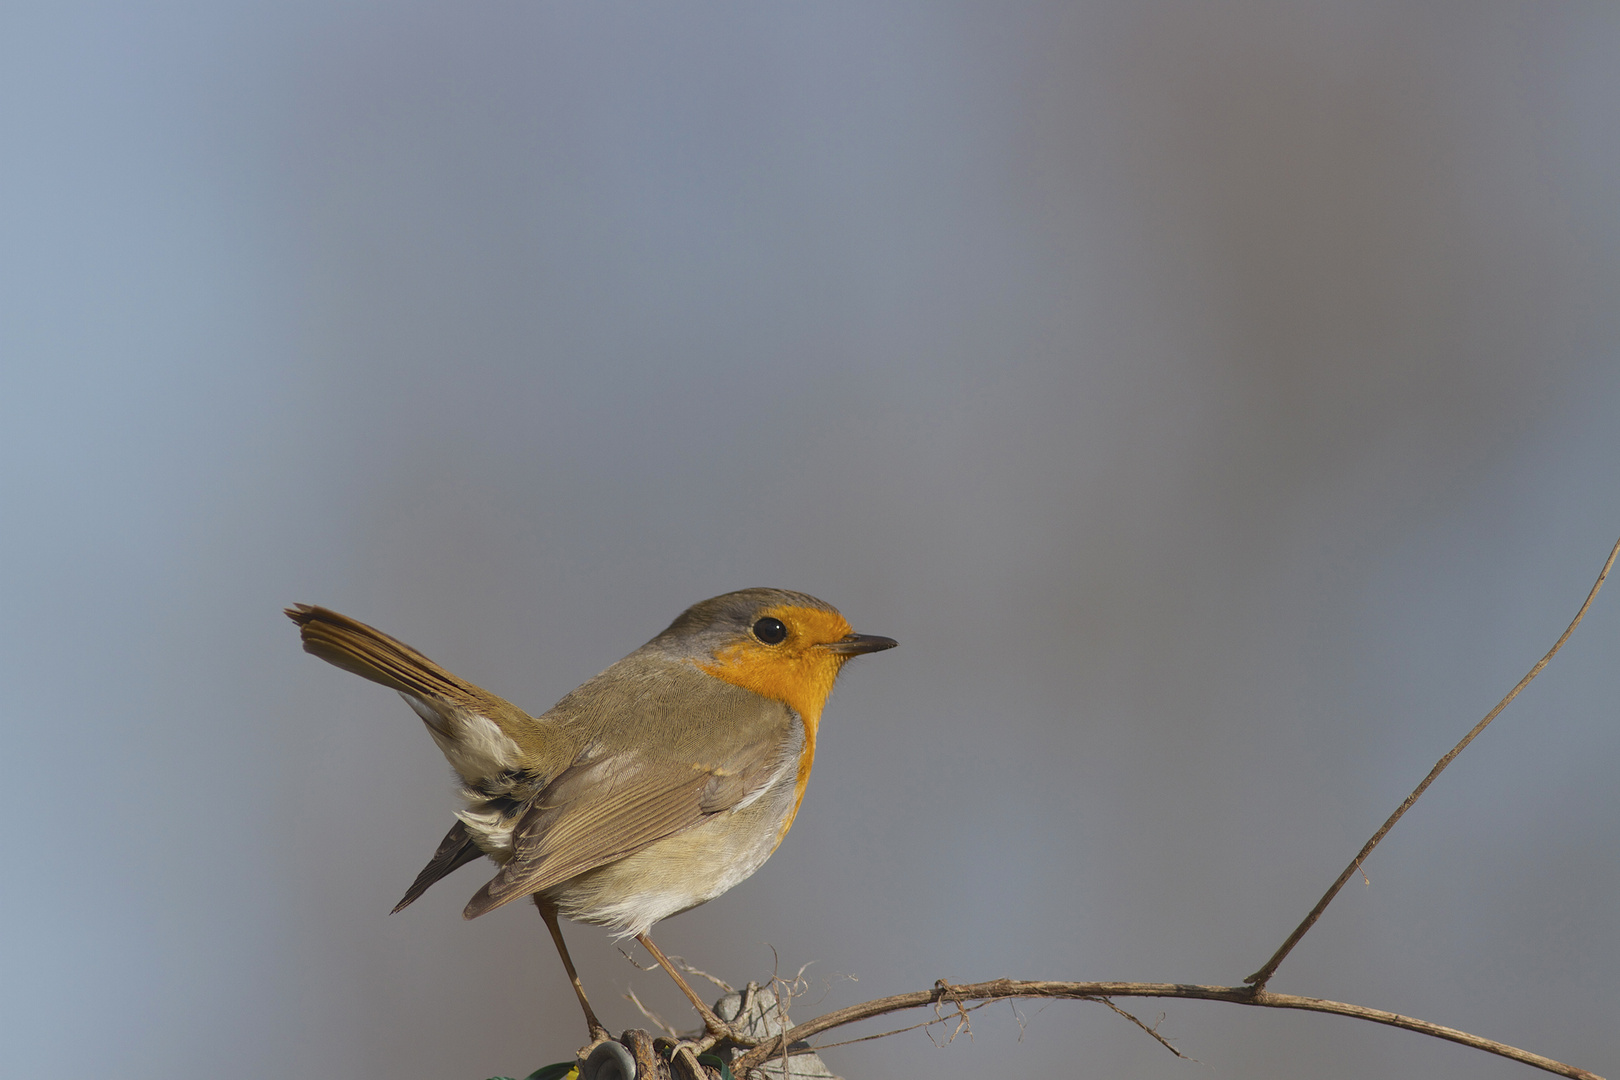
top-left (400, 691), bottom-right (521, 784)
top-left (455, 802), bottom-right (517, 861)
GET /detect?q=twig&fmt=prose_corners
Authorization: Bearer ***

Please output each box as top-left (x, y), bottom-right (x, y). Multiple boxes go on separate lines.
top-left (1007, 998), bottom-right (1029, 1041)
top-left (1094, 998), bottom-right (1189, 1060)
top-left (925, 980), bottom-right (972, 1046)
top-left (619, 945), bottom-right (660, 972)
top-left (1243, 534), bottom-right (1620, 988)
top-left (725, 537), bottom-right (1619, 1080)
top-left (730, 980), bottom-right (1603, 1079)
top-left (805, 998), bottom-right (1005, 1052)
top-left (624, 986), bottom-right (680, 1039)
top-left (669, 955), bottom-right (734, 995)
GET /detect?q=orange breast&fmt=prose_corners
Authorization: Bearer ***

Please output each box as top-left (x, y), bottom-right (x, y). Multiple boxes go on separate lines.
top-left (695, 605), bottom-right (853, 846)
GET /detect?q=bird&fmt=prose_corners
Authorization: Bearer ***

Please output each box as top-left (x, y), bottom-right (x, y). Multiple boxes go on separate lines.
top-left (285, 588), bottom-right (895, 1042)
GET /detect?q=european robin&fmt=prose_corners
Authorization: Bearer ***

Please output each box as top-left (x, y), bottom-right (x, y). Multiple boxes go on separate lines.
top-left (286, 588), bottom-right (895, 1041)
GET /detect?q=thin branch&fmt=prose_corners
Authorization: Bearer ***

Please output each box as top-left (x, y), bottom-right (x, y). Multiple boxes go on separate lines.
top-left (722, 539), bottom-right (1618, 1080)
top-left (671, 956), bottom-right (735, 995)
top-left (624, 986), bottom-right (680, 1040)
top-left (1244, 534), bottom-right (1620, 988)
top-left (1094, 997), bottom-right (1189, 1060)
top-left (730, 980), bottom-right (1604, 1080)
top-left (805, 998), bottom-right (1005, 1052)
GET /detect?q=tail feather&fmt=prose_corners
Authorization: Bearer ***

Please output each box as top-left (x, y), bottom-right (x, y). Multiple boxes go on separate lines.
top-left (289, 604), bottom-right (554, 908)
top-left (286, 604), bottom-right (475, 703)
top-left (286, 604), bottom-right (542, 782)
top-left (285, 604), bottom-right (534, 724)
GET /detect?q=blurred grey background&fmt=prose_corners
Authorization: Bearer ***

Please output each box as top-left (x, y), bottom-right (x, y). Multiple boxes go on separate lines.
top-left (3, 3), bottom-right (1618, 1078)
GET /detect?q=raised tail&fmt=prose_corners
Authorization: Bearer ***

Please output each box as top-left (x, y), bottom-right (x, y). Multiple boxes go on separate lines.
top-left (287, 604), bottom-right (480, 701)
top-left (285, 604), bottom-right (540, 786)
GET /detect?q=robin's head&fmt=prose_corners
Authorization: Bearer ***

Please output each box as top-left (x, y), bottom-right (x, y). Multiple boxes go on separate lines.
top-left (655, 588), bottom-right (896, 722)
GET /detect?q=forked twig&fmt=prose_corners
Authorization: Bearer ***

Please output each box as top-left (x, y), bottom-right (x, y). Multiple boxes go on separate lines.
top-left (1243, 533), bottom-right (1620, 988)
top-left (727, 536), bottom-right (1619, 1080)
top-left (732, 980), bottom-right (1603, 1079)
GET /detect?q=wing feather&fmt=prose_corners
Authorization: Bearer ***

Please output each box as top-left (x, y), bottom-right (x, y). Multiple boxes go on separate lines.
top-left (392, 820), bottom-right (485, 913)
top-left (462, 734), bottom-right (790, 918)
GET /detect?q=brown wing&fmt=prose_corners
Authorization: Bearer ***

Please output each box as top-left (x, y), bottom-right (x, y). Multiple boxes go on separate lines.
top-left (392, 820), bottom-right (486, 913)
top-left (462, 734), bottom-right (789, 918)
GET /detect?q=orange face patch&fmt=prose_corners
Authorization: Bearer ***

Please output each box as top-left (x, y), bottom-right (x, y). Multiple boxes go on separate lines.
top-left (696, 604), bottom-right (855, 844)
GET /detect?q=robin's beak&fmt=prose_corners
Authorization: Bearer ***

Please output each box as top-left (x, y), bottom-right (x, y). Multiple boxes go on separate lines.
top-left (823, 633), bottom-right (898, 656)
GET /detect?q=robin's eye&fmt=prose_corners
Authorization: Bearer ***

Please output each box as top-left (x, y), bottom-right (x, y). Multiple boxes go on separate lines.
top-left (752, 617), bottom-right (787, 645)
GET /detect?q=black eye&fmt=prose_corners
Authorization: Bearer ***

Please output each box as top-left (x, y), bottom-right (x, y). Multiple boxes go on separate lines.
top-left (753, 617), bottom-right (787, 645)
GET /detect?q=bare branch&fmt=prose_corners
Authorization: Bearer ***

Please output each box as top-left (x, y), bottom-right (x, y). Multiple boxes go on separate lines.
top-left (719, 539), bottom-right (1620, 1080)
top-left (730, 980), bottom-right (1604, 1079)
top-left (1243, 534), bottom-right (1620, 988)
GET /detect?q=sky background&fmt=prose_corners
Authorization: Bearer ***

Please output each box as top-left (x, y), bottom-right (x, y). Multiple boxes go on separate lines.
top-left (4, 3), bottom-right (1619, 1079)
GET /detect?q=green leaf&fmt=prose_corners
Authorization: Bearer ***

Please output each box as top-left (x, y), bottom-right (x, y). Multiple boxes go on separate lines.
top-left (484, 1061), bottom-right (577, 1080)
top-left (522, 1064), bottom-right (580, 1080)
top-left (696, 1054), bottom-right (735, 1080)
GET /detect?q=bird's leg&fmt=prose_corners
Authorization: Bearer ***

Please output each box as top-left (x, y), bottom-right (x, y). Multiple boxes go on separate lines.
top-left (634, 932), bottom-right (738, 1042)
top-left (534, 897), bottom-right (611, 1043)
